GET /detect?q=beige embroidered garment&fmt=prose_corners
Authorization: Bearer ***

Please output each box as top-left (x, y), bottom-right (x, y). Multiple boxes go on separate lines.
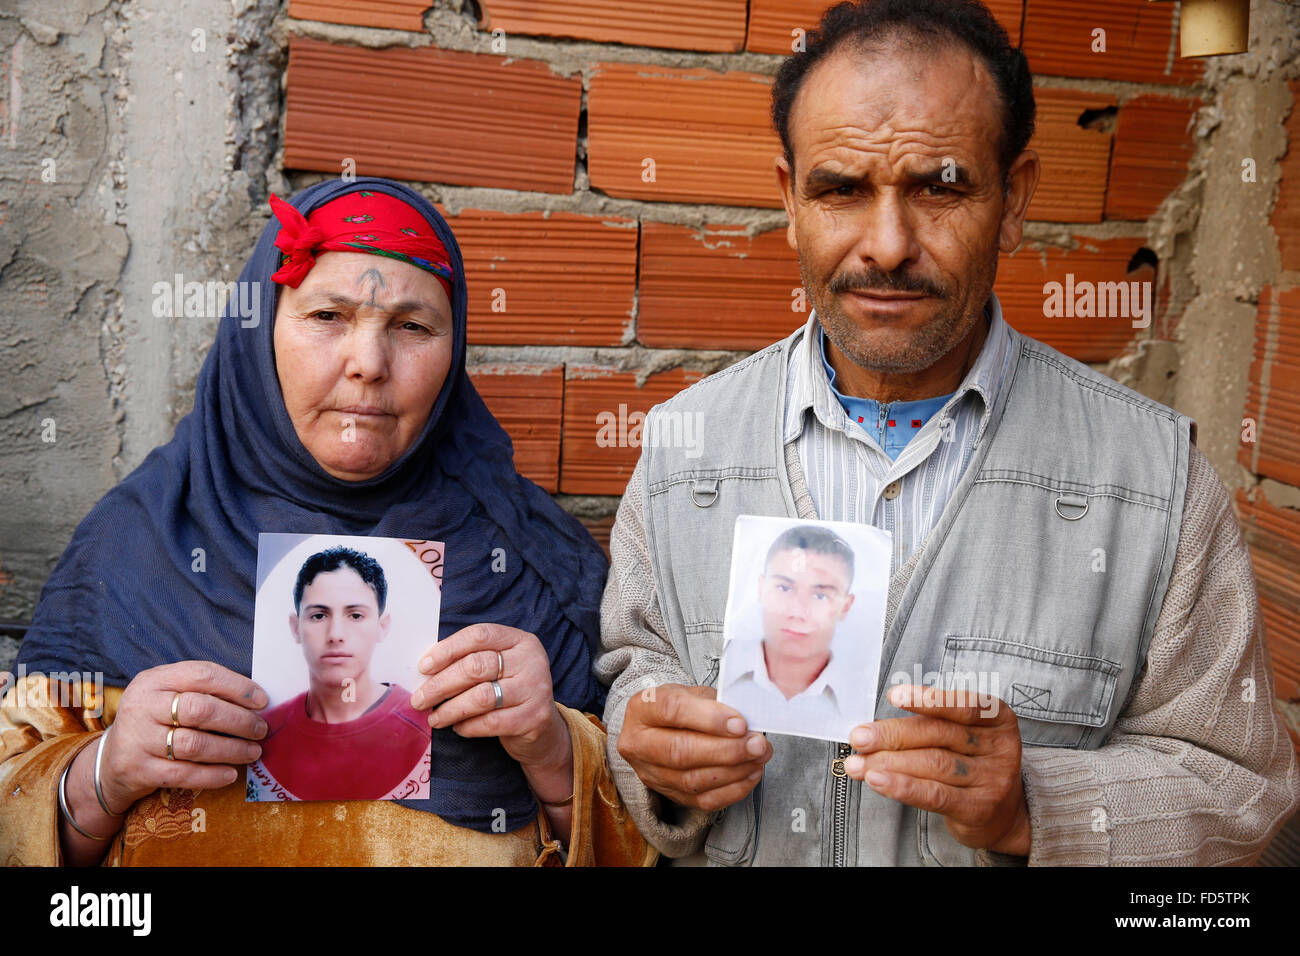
top-left (0, 690), bottom-right (657, 867)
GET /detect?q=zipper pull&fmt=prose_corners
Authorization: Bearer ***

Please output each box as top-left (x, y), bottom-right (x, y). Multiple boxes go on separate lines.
top-left (830, 742), bottom-right (852, 777)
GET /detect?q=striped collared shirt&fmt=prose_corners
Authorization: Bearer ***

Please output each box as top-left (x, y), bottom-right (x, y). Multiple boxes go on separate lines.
top-left (783, 294), bottom-right (1014, 573)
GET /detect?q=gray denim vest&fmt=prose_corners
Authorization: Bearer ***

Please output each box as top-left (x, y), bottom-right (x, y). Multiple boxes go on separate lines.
top-left (638, 327), bottom-right (1194, 866)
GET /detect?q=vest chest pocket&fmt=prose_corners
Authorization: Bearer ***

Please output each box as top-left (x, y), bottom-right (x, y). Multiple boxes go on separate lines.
top-left (938, 636), bottom-right (1122, 749)
top-left (704, 789), bottom-right (757, 866)
top-left (682, 622), bottom-right (723, 688)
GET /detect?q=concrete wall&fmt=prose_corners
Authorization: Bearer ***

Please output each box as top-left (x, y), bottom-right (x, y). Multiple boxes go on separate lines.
top-left (0, 0), bottom-right (281, 647)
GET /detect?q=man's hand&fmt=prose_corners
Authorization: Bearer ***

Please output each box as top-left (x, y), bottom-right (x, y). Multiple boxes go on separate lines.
top-left (618, 684), bottom-right (773, 812)
top-left (843, 684), bottom-right (1031, 856)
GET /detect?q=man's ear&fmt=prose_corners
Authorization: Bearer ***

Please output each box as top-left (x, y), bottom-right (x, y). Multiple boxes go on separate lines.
top-left (775, 156), bottom-right (799, 252)
top-left (839, 593), bottom-right (856, 619)
top-left (379, 612), bottom-right (391, 640)
top-left (998, 148), bottom-right (1041, 254)
top-left (289, 613), bottom-right (301, 644)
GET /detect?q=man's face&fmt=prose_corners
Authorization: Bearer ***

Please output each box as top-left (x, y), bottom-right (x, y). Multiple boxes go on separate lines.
top-left (758, 548), bottom-right (855, 664)
top-left (776, 40), bottom-right (1037, 375)
top-left (290, 566), bottom-right (390, 690)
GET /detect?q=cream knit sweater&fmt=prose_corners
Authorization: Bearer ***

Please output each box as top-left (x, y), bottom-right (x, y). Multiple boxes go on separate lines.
top-left (595, 443), bottom-right (1300, 865)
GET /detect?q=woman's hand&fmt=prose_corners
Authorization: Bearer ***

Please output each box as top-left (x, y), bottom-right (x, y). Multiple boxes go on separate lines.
top-left (99, 661), bottom-right (269, 813)
top-left (410, 624), bottom-right (573, 792)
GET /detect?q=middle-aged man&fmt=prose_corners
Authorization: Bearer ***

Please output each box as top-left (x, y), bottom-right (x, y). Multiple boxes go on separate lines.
top-left (721, 525), bottom-right (859, 741)
top-left (596, 0), bottom-right (1300, 865)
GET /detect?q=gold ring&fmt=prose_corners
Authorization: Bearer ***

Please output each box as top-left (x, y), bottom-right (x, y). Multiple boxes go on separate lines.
top-left (496, 651), bottom-right (505, 681)
top-left (166, 727), bottom-right (176, 761)
top-left (171, 691), bottom-right (182, 728)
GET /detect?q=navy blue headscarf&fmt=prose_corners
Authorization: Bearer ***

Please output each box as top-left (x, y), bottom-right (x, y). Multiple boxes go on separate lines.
top-left (19, 177), bottom-right (609, 832)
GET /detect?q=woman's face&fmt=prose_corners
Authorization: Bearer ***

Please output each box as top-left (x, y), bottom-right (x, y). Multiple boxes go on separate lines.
top-left (273, 251), bottom-right (454, 481)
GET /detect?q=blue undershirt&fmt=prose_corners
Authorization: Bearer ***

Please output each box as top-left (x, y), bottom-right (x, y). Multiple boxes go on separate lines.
top-left (818, 326), bottom-right (956, 461)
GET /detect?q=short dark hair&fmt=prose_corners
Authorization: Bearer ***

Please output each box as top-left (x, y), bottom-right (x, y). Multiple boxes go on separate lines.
top-left (765, 525), bottom-right (855, 590)
top-left (771, 0), bottom-right (1036, 181)
top-left (294, 546), bottom-right (388, 615)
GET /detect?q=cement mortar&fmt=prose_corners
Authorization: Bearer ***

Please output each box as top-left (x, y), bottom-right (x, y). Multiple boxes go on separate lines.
top-left (283, 170), bottom-right (794, 233)
top-left (0, 636), bottom-right (19, 680)
top-left (555, 495), bottom-right (620, 521)
top-left (1259, 479), bottom-right (1300, 510)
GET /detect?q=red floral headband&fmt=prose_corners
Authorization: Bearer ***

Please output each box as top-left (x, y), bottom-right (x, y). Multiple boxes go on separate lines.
top-left (268, 191), bottom-right (454, 300)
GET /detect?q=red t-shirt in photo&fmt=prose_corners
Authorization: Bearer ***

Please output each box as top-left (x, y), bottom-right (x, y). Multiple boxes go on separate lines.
top-left (257, 683), bottom-right (431, 801)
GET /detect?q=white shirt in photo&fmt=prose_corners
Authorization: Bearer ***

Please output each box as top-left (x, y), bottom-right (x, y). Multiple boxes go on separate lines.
top-left (720, 636), bottom-right (863, 742)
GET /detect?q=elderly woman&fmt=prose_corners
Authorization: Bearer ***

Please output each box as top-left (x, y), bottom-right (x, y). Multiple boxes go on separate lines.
top-left (0, 177), bottom-right (653, 866)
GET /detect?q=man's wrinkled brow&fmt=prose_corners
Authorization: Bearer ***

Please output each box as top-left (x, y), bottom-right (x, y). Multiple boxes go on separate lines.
top-left (803, 164), bottom-right (973, 190)
top-left (907, 164), bottom-right (972, 185)
top-left (803, 168), bottom-right (861, 191)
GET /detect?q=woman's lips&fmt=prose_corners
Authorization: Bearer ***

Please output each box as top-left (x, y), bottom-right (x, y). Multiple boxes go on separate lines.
top-left (337, 406), bottom-right (388, 417)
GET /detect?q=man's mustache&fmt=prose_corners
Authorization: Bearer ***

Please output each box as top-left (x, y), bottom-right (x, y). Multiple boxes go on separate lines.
top-left (829, 270), bottom-right (948, 298)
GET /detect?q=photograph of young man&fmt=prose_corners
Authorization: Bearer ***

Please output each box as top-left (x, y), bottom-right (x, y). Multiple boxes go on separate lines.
top-left (721, 525), bottom-right (859, 741)
top-left (252, 546), bottom-right (430, 801)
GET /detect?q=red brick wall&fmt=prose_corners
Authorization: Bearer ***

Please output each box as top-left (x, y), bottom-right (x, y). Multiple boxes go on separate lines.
top-left (283, 0), bottom-right (1209, 501)
top-left (281, 0), bottom-right (1298, 732)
